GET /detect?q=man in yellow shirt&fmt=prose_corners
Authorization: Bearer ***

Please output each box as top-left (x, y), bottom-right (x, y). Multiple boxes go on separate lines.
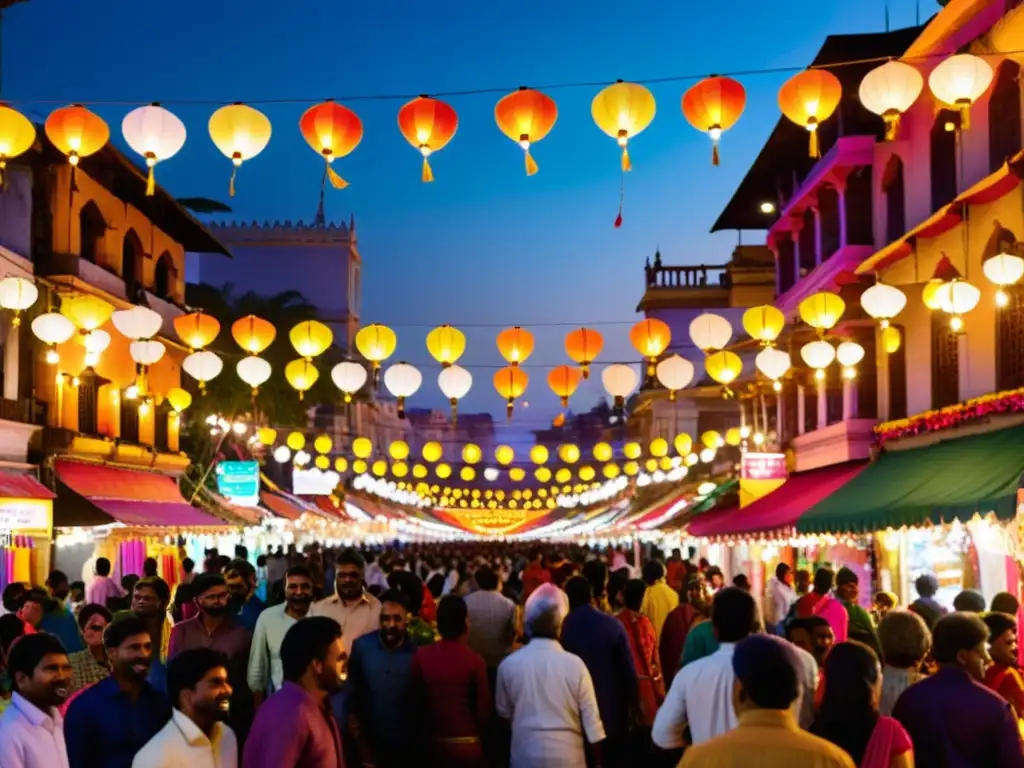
top-left (640, 560), bottom-right (679, 642)
top-left (680, 635), bottom-right (855, 768)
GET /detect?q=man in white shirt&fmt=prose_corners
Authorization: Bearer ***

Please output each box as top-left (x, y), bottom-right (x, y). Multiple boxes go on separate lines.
top-left (764, 562), bottom-right (797, 633)
top-left (496, 583), bottom-right (606, 767)
top-left (0, 632), bottom-right (73, 768)
top-left (310, 548), bottom-right (381, 658)
top-left (247, 565), bottom-right (314, 699)
top-left (134, 647), bottom-right (238, 768)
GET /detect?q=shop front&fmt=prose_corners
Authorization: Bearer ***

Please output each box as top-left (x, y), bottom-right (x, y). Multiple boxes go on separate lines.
top-left (0, 469), bottom-right (56, 589)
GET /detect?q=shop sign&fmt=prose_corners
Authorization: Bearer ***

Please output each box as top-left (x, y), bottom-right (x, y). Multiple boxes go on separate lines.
top-left (0, 501), bottom-right (50, 534)
top-left (216, 461), bottom-right (260, 506)
top-left (742, 452), bottom-right (787, 481)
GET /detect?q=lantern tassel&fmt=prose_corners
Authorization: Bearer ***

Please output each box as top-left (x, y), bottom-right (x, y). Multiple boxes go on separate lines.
top-left (0, 161), bottom-right (6, 189)
top-left (326, 163), bottom-right (349, 190)
top-left (422, 156), bottom-right (434, 183)
top-left (712, 140), bottom-right (720, 167)
top-left (960, 104), bottom-right (971, 131)
top-left (620, 146), bottom-right (631, 173)
top-left (808, 128), bottom-right (819, 159)
top-left (614, 170), bottom-right (625, 228)
top-left (524, 149), bottom-right (538, 176)
top-left (884, 113), bottom-right (900, 142)
top-left (146, 166), bottom-right (156, 197)
top-left (581, 364), bottom-right (590, 380)
top-left (506, 400), bottom-right (514, 422)
top-left (229, 166), bottom-right (238, 198)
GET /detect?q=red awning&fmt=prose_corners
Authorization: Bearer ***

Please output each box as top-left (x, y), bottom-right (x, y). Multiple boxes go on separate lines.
top-left (685, 461), bottom-right (868, 539)
top-left (0, 470), bottom-right (55, 500)
top-left (55, 460), bottom-right (226, 528)
top-left (260, 491), bottom-right (304, 520)
top-left (309, 496), bottom-right (348, 520)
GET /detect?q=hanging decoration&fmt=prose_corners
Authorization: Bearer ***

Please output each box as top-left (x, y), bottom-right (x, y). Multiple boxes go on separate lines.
top-left (741, 305), bottom-right (785, 346)
top-left (496, 326), bottom-right (535, 366)
top-left (60, 294), bottom-right (114, 334)
top-left (383, 362), bottom-right (422, 418)
top-left (166, 388), bottom-right (192, 413)
top-left (881, 325), bottom-right (902, 354)
top-left (798, 291), bottom-right (845, 335)
top-left (493, 365), bottom-right (528, 421)
top-left (548, 365), bottom-right (582, 407)
top-left (0, 105), bottom-right (35, 186)
top-left (655, 355), bottom-right (695, 400)
top-left (704, 350), bottom-right (743, 393)
top-left (982, 252), bottom-right (1024, 308)
top-left (689, 312), bottom-right (733, 352)
top-left (299, 100), bottom-right (363, 190)
top-left (858, 60), bottom-right (923, 140)
top-left (182, 350), bottom-right (224, 392)
top-left (438, 364), bottom-right (472, 422)
top-left (936, 278), bottom-right (981, 332)
top-left (174, 311), bottom-right (221, 351)
top-left (231, 314), bottom-right (276, 354)
top-left (601, 363), bottom-right (638, 410)
top-left (31, 312), bottom-right (75, 364)
top-left (284, 358), bottom-right (318, 400)
top-left (208, 103), bottom-right (272, 196)
top-left (565, 327), bottom-right (603, 379)
top-left (331, 361), bottom-right (368, 403)
top-left (44, 104), bottom-right (109, 172)
top-left (681, 75), bottom-right (746, 166)
top-left (0, 277), bottom-right (37, 327)
top-left (836, 340), bottom-right (865, 379)
top-left (629, 318), bottom-right (671, 377)
top-left (927, 54), bottom-right (993, 131)
top-left (860, 282), bottom-right (907, 328)
top-left (755, 347), bottom-right (791, 391)
top-left (495, 445), bottom-right (515, 465)
top-left (777, 69), bottom-right (842, 158)
top-left (289, 320), bottom-right (333, 360)
top-left (121, 103), bottom-right (186, 196)
top-left (591, 80), bottom-right (656, 227)
top-left (800, 339), bottom-right (836, 381)
top-left (397, 96), bottom-right (458, 183)
top-left (354, 323), bottom-right (397, 387)
top-left (426, 325), bottom-right (466, 367)
top-left (494, 87), bottom-right (558, 175)
top-left (922, 278), bottom-right (946, 310)
top-left (111, 306), bottom-right (163, 341)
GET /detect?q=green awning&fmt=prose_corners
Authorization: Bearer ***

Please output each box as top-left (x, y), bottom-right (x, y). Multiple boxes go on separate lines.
top-left (797, 425), bottom-right (1024, 534)
top-left (689, 477), bottom-right (739, 516)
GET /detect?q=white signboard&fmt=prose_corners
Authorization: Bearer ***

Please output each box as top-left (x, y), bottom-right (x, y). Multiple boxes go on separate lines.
top-left (0, 502), bottom-right (49, 531)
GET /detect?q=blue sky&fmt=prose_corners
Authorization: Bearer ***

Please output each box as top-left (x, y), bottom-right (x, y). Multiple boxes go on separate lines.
top-left (4, 0), bottom-right (921, 429)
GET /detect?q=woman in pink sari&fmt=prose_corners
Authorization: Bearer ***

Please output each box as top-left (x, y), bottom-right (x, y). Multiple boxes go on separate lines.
top-left (811, 642), bottom-right (914, 767)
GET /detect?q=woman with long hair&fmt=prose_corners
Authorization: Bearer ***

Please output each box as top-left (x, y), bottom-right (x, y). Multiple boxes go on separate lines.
top-left (812, 641), bottom-right (914, 768)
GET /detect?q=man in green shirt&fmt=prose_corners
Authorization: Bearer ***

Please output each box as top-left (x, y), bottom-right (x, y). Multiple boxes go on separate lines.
top-left (835, 567), bottom-right (882, 658)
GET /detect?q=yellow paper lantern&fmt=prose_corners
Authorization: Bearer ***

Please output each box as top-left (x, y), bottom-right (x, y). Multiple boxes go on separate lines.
top-left (372, 460), bottom-right (388, 477)
top-left (555, 468), bottom-right (572, 484)
top-left (0, 105), bottom-right (35, 186)
top-left (509, 467), bottom-right (526, 482)
top-left (392, 462), bottom-right (408, 478)
top-left (390, 440), bottom-right (410, 461)
top-left (286, 431), bottom-right (306, 451)
top-left (623, 461), bottom-right (639, 476)
top-left (725, 427), bottom-right (742, 446)
top-left (742, 305), bottom-right (785, 345)
top-left (60, 295), bottom-right (114, 332)
top-left (798, 291), bottom-right (846, 333)
top-left (494, 445), bottom-right (515, 466)
top-left (334, 457), bottom-right (348, 472)
top-left (702, 430), bottom-right (724, 449)
top-left (645, 458), bottom-right (659, 473)
top-left (579, 465), bottom-right (596, 482)
top-left (705, 350), bottom-right (743, 386)
top-left (352, 437), bottom-right (373, 459)
top-left (284, 359), bottom-right (319, 400)
top-left (166, 388), bottom-right (192, 413)
top-left (208, 102), bottom-right (272, 196)
top-left (659, 456), bottom-right (673, 471)
top-left (256, 426), bottom-right (277, 445)
top-left (623, 442), bottom-right (642, 460)
top-left (530, 445), bottom-right (549, 465)
top-left (558, 444), bottom-right (580, 464)
top-left (353, 459), bottom-right (368, 474)
top-left (313, 455), bottom-right (330, 470)
top-left (592, 442), bottom-right (613, 462)
top-left (412, 463), bottom-right (427, 479)
top-left (603, 463), bottom-right (620, 479)
top-left (591, 80), bottom-right (656, 172)
top-left (462, 443), bottom-right (483, 464)
top-left (650, 438), bottom-right (669, 458)
top-left (535, 467), bottom-right (552, 482)
top-left (425, 324), bottom-right (466, 367)
top-left (674, 433), bottom-right (693, 455)
top-left (290, 320), bottom-right (333, 360)
top-left (881, 325), bottom-right (902, 354)
top-left (460, 466), bottom-right (476, 482)
top-left (436, 463), bottom-right (452, 479)
top-left (313, 435), bottom-right (333, 454)
top-left (355, 324), bottom-right (397, 380)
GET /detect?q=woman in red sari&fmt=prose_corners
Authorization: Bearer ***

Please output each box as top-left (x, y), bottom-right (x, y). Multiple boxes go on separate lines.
top-left (617, 578), bottom-right (664, 731)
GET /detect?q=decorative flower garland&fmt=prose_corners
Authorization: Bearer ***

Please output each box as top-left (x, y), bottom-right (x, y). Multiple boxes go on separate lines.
top-left (874, 386), bottom-right (1024, 445)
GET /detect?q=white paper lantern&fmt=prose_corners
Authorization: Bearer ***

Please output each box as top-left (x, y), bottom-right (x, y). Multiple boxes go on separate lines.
top-left (237, 356), bottom-right (272, 390)
top-left (983, 252), bottom-right (1024, 286)
top-left (273, 445), bottom-right (291, 463)
top-left (331, 361), bottom-right (368, 402)
top-left (860, 283), bottom-right (908, 328)
top-left (129, 339), bottom-right (165, 366)
top-left (655, 354), bottom-right (695, 398)
top-left (602, 363), bottom-right (638, 408)
top-left (0, 277), bottom-right (37, 326)
top-left (438, 364), bottom-right (473, 420)
top-left (121, 104), bottom-right (187, 195)
top-left (383, 362), bottom-right (422, 417)
top-left (483, 467), bottom-right (500, 482)
top-left (928, 54), bottom-right (993, 129)
top-left (31, 312), bottom-right (74, 345)
top-left (182, 350), bottom-right (223, 387)
top-left (936, 279), bottom-right (981, 315)
top-left (688, 312), bottom-right (733, 352)
top-left (755, 346), bottom-right (791, 382)
top-left (81, 329), bottom-right (111, 354)
top-left (836, 341), bottom-right (865, 367)
top-left (800, 340), bottom-right (836, 374)
top-left (859, 60), bottom-right (923, 139)
top-left (112, 306), bottom-right (163, 340)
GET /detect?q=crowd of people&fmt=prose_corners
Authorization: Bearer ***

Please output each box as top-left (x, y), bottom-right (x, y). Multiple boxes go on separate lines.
top-left (0, 541), bottom-right (1022, 766)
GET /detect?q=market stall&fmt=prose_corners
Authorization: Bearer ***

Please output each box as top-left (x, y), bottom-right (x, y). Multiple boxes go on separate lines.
top-left (0, 468), bottom-right (56, 589)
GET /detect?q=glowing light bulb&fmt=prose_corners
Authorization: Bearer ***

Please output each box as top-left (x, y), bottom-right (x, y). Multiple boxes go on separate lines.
top-left (814, 369), bottom-right (825, 381)
top-left (843, 366), bottom-right (857, 380)
top-left (45, 349), bottom-right (59, 365)
top-left (84, 352), bottom-right (99, 367)
top-left (125, 384), bottom-right (139, 400)
top-left (232, 422), bottom-right (247, 435)
top-left (996, 289), bottom-right (1009, 308)
top-left (753, 432), bottom-right (765, 446)
top-left (950, 316), bottom-right (964, 333)
top-left (772, 380), bottom-right (782, 392)
top-left (71, 376), bottom-right (79, 387)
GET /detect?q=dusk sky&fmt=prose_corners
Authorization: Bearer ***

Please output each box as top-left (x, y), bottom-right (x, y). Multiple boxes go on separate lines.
top-left (5, 0), bottom-right (922, 432)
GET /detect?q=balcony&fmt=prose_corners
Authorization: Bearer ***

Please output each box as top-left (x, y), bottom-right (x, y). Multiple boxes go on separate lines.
top-left (637, 263), bottom-right (730, 312)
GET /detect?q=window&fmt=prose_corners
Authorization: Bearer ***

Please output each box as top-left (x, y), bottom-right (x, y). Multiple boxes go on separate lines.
top-left (818, 186), bottom-right (840, 261)
top-left (77, 374), bottom-right (98, 435)
top-left (122, 230), bottom-right (144, 302)
top-left (997, 282), bottom-right (1024, 390)
top-left (120, 396), bottom-right (139, 443)
top-left (798, 209), bottom-right (816, 275)
top-left (887, 325), bottom-right (907, 420)
top-left (154, 252), bottom-right (173, 299)
top-left (883, 155), bottom-right (905, 243)
top-left (79, 202), bottom-right (105, 263)
top-left (931, 110), bottom-right (959, 211)
top-left (989, 60), bottom-right (1021, 173)
top-left (931, 312), bottom-right (960, 408)
top-left (804, 376), bottom-right (818, 434)
top-left (844, 167), bottom-right (874, 245)
top-left (777, 236), bottom-right (796, 294)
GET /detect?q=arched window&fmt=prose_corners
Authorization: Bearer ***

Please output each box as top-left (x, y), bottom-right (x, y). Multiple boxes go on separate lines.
top-left (931, 312), bottom-right (960, 408)
top-left (883, 155), bottom-right (905, 243)
top-left (931, 110), bottom-right (959, 211)
top-left (77, 372), bottom-right (99, 435)
top-left (79, 202), bottom-right (105, 264)
top-left (120, 396), bottom-right (139, 444)
top-left (989, 60), bottom-right (1021, 173)
top-left (154, 252), bottom-right (173, 299)
top-left (122, 229), bottom-right (144, 302)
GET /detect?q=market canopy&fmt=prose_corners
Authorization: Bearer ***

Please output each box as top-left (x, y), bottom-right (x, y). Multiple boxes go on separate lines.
top-left (797, 426), bottom-right (1024, 534)
top-left (0, 469), bottom-right (55, 501)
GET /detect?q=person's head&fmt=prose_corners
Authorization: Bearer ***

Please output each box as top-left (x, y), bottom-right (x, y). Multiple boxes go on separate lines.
top-left (564, 576), bottom-right (594, 611)
top-left (732, 574), bottom-right (751, 592)
top-left (182, 557), bottom-right (195, 576)
top-left (281, 616), bottom-right (343, 693)
top-left (775, 562), bottom-right (792, 586)
top-left (873, 591), bottom-right (897, 617)
top-left (581, 560), bottom-right (608, 598)
top-left (122, 573), bottom-right (140, 594)
top-left (671, 547), bottom-right (681, 560)
top-left (914, 573), bottom-right (938, 599)
top-left (334, 548), bottom-right (366, 601)
top-left (813, 642), bottom-right (883, 764)
top-left (524, 583), bottom-right (569, 640)
top-left (225, 559), bottom-right (257, 606)
top-left (877, 610), bottom-right (930, 669)
top-left (706, 566), bottom-right (724, 589)
top-left (474, 565), bottom-right (499, 592)
top-left (983, 612), bottom-right (1018, 668)
top-left (711, 587), bottom-right (758, 644)
top-left (812, 567), bottom-right (835, 596)
top-left (684, 576), bottom-right (709, 610)
top-left (794, 569), bottom-right (811, 594)
top-left (641, 559), bottom-right (665, 586)
top-left (952, 589), bottom-right (987, 614)
top-left (284, 565), bottom-right (315, 613)
top-left (387, 570), bottom-right (425, 617)
top-left (234, 544), bottom-right (248, 560)
top-left (69, 581), bottom-right (85, 603)
top-left (437, 595), bottom-right (469, 641)
top-left (731, 635), bottom-right (800, 716)
top-left (104, 615), bottom-right (153, 683)
top-left (77, 604), bottom-right (113, 651)
top-left (95, 557), bottom-right (112, 577)
top-left (788, 616), bottom-right (833, 664)
top-left (784, 617), bottom-right (813, 655)
top-left (378, 589), bottom-right (408, 648)
top-left (622, 579), bottom-right (647, 612)
top-left (167, 648), bottom-right (232, 723)
top-left (18, 588), bottom-right (47, 628)
top-left (7, 631), bottom-right (71, 709)
top-left (991, 592), bottom-right (1020, 616)
top-left (46, 570), bottom-right (70, 601)
top-left (142, 557), bottom-right (158, 578)
top-left (835, 567), bottom-right (859, 602)
top-left (932, 612), bottom-right (990, 681)
top-left (191, 574), bottom-right (232, 619)
top-left (132, 576), bottom-right (170, 618)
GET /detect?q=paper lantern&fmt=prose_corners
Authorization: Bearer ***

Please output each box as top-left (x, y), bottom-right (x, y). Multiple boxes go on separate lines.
top-left (655, 354), bottom-right (695, 400)
top-left (80, 329), bottom-right (110, 358)
top-left (495, 445), bottom-right (515, 466)
top-left (397, 96), bottom-right (458, 183)
top-left (509, 467), bottom-right (526, 483)
top-left (555, 468), bottom-right (572, 484)
top-left (462, 443), bottom-right (483, 465)
top-left (704, 350), bottom-right (743, 386)
top-left (372, 460), bottom-right (388, 478)
top-left (755, 347), bottom-right (791, 386)
top-left (650, 438), bottom-right (669, 458)
top-left (355, 324), bottom-right (397, 385)
top-left (315, 455), bottom-right (331, 471)
top-left (592, 442), bottom-right (613, 462)
top-left (630, 318), bottom-right (671, 375)
top-left (61, 294), bottom-right (114, 332)
top-left (421, 441), bottom-right (443, 463)
top-left (623, 442), bottom-right (642, 460)
top-left (928, 54), bottom-right (993, 130)
top-left (111, 306), bottom-right (162, 340)
top-left (436, 463), bottom-right (452, 480)
top-left (313, 435), bottom-right (333, 454)
top-left (232, 315), bottom-right (276, 354)
top-left (174, 311), bottom-right (220, 350)
top-left (591, 80), bottom-right (656, 172)
top-left (122, 104), bottom-right (187, 195)
top-left (352, 437), bottom-right (373, 459)
top-left (777, 69), bottom-right (842, 157)
top-left (426, 325), bottom-right (466, 367)
top-left (336, 457), bottom-right (350, 473)
top-left (208, 103), bottom-right (272, 196)
top-left (800, 340), bottom-right (836, 378)
top-left (284, 359), bottom-right (319, 400)
top-left (565, 327), bottom-right (603, 379)
top-left (674, 433), bottom-right (693, 456)
top-left (799, 291), bottom-right (845, 333)
top-left (438, 364), bottom-right (472, 421)
top-left (411, 463), bottom-right (426, 478)
top-left (290, 320), bottom-right (333, 360)
top-left (836, 340), bottom-right (865, 377)
top-left (546, 365), bottom-right (581, 408)
top-left (0, 277), bottom-right (37, 326)
top-left (299, 100), bottom-right (363, 189)
top-left (723, 427), bottom-right (741, 447)
top-left (182, 350), bottom-right (223, 391)
top-left (984, 252), bottom-right (1024, 308)
top-left (860, 283), bottom-right (907, 328)
top-left (578, 465), bottom-right (596, 482)
top-left (881, 325), bottom-right (902, 354)
top-left (558, 444), bottom-right (580, 464)
top-left (859, 60), bottom-right (923, 140)
top-left (331, 361), bottom-right (368, 403)
top-left (493, 365), bottom-right (528, 420)
top-left (236, 356), bottom-right (272, 392)
top-left (166, 388), bottom-right (192, 413)
top-left (45, 104), bottom-right (109, 166)
top-left (530, 445), bottom-right (549, 465)
top-left (129, 340), bottom-right (165, 366)
top-left (389, 440), bottom-right (409, 461)
top-left (741, 305), bottom-right (785, 345)
top-left (459, 466), bottom-right (476, 483)
top-left (601, 363), bottom-right (638, 408)
top-left (535, 466), bottom-right (552, 482)
top-left (702, 430), bottom-right (724, 449)
top-left (496, 326), bottom-right (535, 365)
top-left (0, 105), bottom-right (35, 186)
top-left (689, 312), bottom-right (733, 352)
top-left (352, 459), bottom-right (367, 474)
top-left (681, 76), bottom-right (746, 165)
top-left (257, 426), bottom-right (277, 445)
top-left (383, 362), bottom-right (422, 417)
top-left (603, 463), bottom-right (620, 479)
top-left (936, 278), bottom-right (981, 331)
top-left (495, 87), bottom-right (558, 175)
top-left (32, 312), bottom-right (74, 363)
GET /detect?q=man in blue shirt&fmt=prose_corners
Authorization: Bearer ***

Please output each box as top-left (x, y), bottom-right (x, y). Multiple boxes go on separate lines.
top-left (64, 615), bottom-right (171, 768)
top-left (226, 559), bottom-right (266, 633)
top-left (348, 589), bottom-right (416, 768)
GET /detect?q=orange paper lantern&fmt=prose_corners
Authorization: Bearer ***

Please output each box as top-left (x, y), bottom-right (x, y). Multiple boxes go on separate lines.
top-left (397, 96), bottom-right (458, 183)
top-left (681, 76), bottom-right (746, 166)
top-left (778, 70), bottom-right (842, 158)
top-left (493, 365), bottom-right (528, 421)
top-left (565, 327), bottom-right (603, 379)
top-left (629, 318), bottom-right (671, 375)
top-left (44, 104), bottom-right (109, 166)
top-left (496, 326), bottom-right (534, 366)
top-left (494, 87), bottom-right (558, 175)
top-left (173, 311), bottom-right (220, 351)
top-left (299, 100), bottom-right (363, 189)
top-left (231, 314), bottom-right (276, 355)
top-left (548, 365), bottom-right (582, 407)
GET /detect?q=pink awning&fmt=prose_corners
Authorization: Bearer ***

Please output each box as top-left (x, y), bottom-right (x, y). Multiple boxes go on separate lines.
top-left (686, 461), bottom-right (868, 539)
top-left (0, 470), bottom-right (55, 500)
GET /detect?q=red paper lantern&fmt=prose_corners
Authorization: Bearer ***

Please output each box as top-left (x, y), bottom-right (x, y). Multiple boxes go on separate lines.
top-left (299, 100), bottom-right (363, 189)
top-left (494, 87), bottom-right (558, 175)
top-left (681, 76), bottom-right (746, 166)
top-left (397, 96), bottom-right (458, 183)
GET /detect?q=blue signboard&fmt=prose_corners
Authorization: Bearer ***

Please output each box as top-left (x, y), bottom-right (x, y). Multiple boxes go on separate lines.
top-left (216, 461), bottom-right (260, 506)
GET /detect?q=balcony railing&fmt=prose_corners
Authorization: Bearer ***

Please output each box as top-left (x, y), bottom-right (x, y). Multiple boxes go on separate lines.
top-left (644, 264), bottom-right (729, 289)
top-left (0, 397), bottom-right (47, 426)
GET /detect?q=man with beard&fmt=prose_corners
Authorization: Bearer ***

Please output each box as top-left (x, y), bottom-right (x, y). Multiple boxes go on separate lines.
top-left (243, 617), bottom-right (344, 768)
top-left (65, 615), bottom-right (172, 768)
top-left (311, 548), bottom-right (381, 658)
top-left (133, 648), bottom-right (237, 767)
top-left (247, 565), bottom-right (314, 702)
top-left (226, 559), bottom-right (266, 633)
top-left (128, 576), bottom-right (174, 693)
top-left (348, 589), bottom-right (417, 768)
top-left (0, 632), bottom-right (73, 767)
